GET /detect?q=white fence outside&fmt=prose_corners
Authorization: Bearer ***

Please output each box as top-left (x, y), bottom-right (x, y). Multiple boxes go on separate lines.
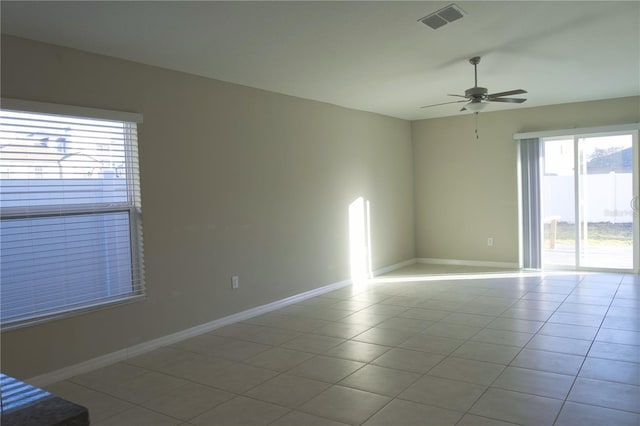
top-left (543, 173), bottom-right (633, 224)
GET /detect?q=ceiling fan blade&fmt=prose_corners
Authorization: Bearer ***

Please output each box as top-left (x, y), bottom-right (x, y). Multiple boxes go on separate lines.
top-left (488, 97), bottom-right (527, 104)
top-left (421, 100), bottom-right (468, 109)
top-left (487, 89), bottom-right (527, 98)
top-left (447, 94), bottom-right (467, 98)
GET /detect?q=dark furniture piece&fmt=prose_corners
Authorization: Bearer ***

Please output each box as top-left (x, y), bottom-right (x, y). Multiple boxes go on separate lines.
top-left (1, 373), bottom-right (89, 426)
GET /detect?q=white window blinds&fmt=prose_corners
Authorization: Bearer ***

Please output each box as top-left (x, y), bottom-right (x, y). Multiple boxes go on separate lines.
top-left (0, 100), bottom-right (145, 329)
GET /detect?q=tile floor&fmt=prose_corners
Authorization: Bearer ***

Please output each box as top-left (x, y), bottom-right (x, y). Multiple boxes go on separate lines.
top-left (45, 265), bottom-right (640, 425)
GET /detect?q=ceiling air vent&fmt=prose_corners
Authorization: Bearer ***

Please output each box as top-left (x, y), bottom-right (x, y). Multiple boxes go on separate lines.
top-left (418, 4), bottom-right (465, 30)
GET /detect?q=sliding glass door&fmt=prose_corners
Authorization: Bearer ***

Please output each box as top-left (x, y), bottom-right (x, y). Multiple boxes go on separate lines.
top-left (541, 137), bottom-right (576, 267)
top-left (541, 131), bottom-right (638, 271)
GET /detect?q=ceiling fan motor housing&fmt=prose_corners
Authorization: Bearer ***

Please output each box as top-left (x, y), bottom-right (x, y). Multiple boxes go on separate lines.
top-left (465, 86), bottom-right (488, 100)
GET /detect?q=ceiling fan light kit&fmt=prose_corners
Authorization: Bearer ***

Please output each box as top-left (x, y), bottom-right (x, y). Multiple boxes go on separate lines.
top-left (464, 101), bottom-right (488, 113)
top-left (421, 56), bottom-right (528, 114)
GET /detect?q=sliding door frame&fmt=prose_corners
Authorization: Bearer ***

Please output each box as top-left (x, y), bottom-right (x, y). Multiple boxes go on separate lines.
top-left (516, 123), bottom-right (640, 274)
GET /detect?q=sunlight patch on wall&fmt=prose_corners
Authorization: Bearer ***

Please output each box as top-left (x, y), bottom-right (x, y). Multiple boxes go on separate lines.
top-left (349, 197), bottom-right (372, 286)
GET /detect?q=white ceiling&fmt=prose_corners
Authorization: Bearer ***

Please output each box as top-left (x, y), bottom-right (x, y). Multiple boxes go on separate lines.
top-left (2, 1), bottom-right (639, 121)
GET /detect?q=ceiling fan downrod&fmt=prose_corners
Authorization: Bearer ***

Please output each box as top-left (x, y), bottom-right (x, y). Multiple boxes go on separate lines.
top-left (469, 56), bottom-right (481, 87)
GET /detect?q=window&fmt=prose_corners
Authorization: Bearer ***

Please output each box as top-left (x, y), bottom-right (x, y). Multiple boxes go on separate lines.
top-left (0, 99), bottom-right (145, 329)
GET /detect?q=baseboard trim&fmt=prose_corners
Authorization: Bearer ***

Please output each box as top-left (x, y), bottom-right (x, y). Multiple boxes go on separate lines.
top-left (28, 257), bottom-right (424, 387)
top-left (372, 258), bottom-right (417, 276)
top-left (28, 348), bottom-right (130, 388)
top-left (28, 277), bottom-right (354, 387)
top-left (417, 258), bottom-right (520, 269)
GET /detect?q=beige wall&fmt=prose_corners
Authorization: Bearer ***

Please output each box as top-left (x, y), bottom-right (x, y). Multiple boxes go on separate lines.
top-left (0, 36), bottom-right (415, 378)
top-left (2, 34), bottom-right (638, 379)
top-left (412, 96), bottom-right (640, 263)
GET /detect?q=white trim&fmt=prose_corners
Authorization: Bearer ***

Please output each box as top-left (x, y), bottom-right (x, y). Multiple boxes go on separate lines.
top-left (417, 258), bottom-right (520, 269)
top-left (514, 123), bottom-right (640, 141)
top-left (27, 277), bottom-right (352, 387)
top-left (1, 98), bottom-right (143, 123)
top-left (30, 256), bottom-right (525, 387)
top-left (2, 295), bottom-right (145, 333)
top-left (633, 130), bottom-right (639, 273)
top-left (371, 258), bottom-right (417, 276)
top-left (574, 135), bottom-right (581, 268)
top-left (516, 141), bottom-right (524, 269)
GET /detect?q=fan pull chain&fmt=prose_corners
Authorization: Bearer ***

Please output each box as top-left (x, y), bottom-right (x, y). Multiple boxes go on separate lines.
top-left (474, 112), bottom-right (479, 140)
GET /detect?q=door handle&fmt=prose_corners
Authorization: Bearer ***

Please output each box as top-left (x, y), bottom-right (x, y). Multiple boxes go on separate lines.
top-left (632, 196), bottom-right (640, 212)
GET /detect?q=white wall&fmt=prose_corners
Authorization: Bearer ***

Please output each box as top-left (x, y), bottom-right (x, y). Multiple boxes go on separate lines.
top-left (412, 97), bottom-right (640, 263)
top-left (0, 35), bottom-right (415, 379)
top-left (2, 33), bottom-right (638, 380)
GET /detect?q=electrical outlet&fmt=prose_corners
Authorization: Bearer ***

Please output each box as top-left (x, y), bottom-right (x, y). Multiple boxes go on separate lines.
top-left (487, 237), bottom-right (494, 247)
top-left (231, 275), bottom-right (239, 289)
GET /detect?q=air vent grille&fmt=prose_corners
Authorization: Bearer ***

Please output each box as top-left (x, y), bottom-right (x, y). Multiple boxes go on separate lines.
top-left (419, 4), bottom-right (466, 30)
top-left (421, 15), bottom-right (447, 30)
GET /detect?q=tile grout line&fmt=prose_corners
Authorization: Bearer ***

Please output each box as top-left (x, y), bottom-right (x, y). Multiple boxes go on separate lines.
top-left (454, 273), bottom-right (581, 425)
top-left (550, 273), bottom-right (625, 425)
top-left (54, 269), bottom-right (638, 425)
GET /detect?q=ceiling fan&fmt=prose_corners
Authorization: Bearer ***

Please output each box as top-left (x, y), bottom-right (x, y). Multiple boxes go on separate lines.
top-left (422, 56), bottom-right (527, 113)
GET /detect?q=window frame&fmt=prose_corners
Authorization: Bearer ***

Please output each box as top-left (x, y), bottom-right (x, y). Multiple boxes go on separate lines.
top-left (515, 123), bottom-right (639, 273)
top-left (0, 98), bottom-right (145, 330)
